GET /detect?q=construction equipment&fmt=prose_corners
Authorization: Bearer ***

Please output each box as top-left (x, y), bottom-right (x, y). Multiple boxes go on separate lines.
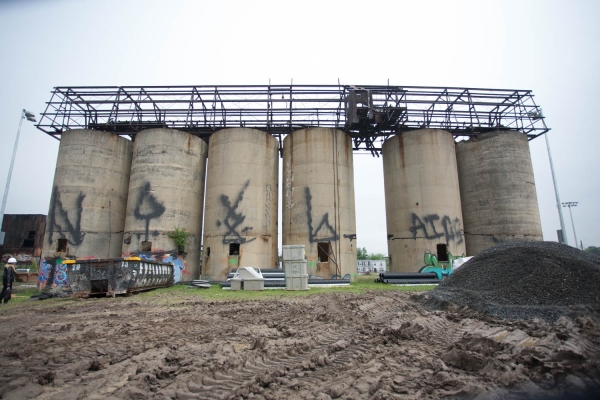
top-left (419, 250), bottom-right (465, 280)
top-left (376, 250), bottom-right (467, 284)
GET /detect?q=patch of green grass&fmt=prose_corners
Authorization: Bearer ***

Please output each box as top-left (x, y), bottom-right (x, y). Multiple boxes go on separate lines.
top-left (0, 276), bottom-right (437, 311)
top-left (135, 277), bottom-right (436, 306)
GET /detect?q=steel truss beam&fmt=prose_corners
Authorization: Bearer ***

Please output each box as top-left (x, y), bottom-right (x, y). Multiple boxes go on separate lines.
top-left (37, 84), bottom-right (549, 156)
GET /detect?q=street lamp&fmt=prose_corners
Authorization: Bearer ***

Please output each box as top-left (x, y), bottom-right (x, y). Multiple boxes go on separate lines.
top-left (545, 132), bottom-right (568, 245)
top-left (561, 202), bottom-right (580, 249)
top-left (0, 109), bottom-right (37, 245)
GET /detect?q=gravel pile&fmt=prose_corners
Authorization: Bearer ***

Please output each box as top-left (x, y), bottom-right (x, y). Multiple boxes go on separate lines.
top-left (424, 241), bottom-right (600, 321)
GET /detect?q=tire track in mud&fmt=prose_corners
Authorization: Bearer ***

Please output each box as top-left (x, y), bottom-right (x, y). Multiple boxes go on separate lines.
top-left (187, 327), bottom-right (361, 400)
top-left (2, 291), bottom-right (600, 399)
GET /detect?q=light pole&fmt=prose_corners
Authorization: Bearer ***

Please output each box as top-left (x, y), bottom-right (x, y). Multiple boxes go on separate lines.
top-left (0, 109), bottom-right (37, 245)
top-left (545, 132), bottom-right (568, 244)
top-left (562, 202), bottom-right (579, 249)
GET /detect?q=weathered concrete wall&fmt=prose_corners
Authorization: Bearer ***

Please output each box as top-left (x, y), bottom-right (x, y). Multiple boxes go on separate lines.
top-left (40, 130), bottom-right (132, 290)
top-left (202, 128), bottom-right (279, 281)
top-left (282, 128), bottom-right (357, 279)
top-left (456, 131), bottom-right (542, 255)
top-left (122, 129), bottom-right (208, 282)
top-left (383, 129), bottom-right (466, 273)
top-left (42, 129), bottom-right (133, 261)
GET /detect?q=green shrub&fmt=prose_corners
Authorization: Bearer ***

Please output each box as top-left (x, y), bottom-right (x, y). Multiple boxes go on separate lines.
top-left (167, 226), bottom-right (190, 253)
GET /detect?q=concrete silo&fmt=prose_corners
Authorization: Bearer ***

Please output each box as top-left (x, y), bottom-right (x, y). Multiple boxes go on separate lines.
top-left (383, 129), bottom-right (466, 273)
top-left (122, 128), bottom-right (208, 282)
top-left (282, 128), bottom-right (357, 279)
top-left (42, 129), bottom-right (132, 260)
top-left (202, 128), bottom-right (279, 281)
top-left (455, 130), bottom-right (542, 255)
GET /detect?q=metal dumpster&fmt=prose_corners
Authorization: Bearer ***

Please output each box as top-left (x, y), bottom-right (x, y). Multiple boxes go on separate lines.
top-left (64, 257), bottom-right (174, 297)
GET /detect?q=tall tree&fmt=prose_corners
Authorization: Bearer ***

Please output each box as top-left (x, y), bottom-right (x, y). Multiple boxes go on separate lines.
top-left (357, 247), bottom-right (369, 260)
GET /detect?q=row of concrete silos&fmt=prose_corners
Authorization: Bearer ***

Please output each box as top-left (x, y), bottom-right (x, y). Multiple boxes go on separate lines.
top-left (41, 126), bottom-right (541, 281)
top-left (41, 128), bottom-right (209, 282)
top-left (41, 127), bottom-right (357, 282)
top-left (382, 129), bottom-right (542, 272)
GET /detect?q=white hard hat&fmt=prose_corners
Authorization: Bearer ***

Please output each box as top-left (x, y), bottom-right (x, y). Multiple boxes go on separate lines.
top-left (7, 257), bottom-right (17, 264)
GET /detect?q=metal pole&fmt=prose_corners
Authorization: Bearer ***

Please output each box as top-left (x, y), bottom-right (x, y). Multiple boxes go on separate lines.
top-left (0, 110), bottom-right (25, 244)
top-left (545, 133), bottom-right (568, 244)
top-left (568, 205), bottom-right (578, 250)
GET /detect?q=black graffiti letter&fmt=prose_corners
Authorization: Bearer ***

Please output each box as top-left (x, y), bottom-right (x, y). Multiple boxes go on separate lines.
top-left (453, 218), bottom-right (464, 245)
top-left (134, 182), bottom-right (166, 241)
top-left (305, 187), bottom-right (339, 243)
top-left (47, 186), bottom-right (87, 246)
top-left (410, 213), bottom-right (427, 239)
top-left (441, 216), bottom-right (455, 243)
top-left (219, 180), bottom-right (256, 244)
top-left (423, 214), bottom-right (443, 239)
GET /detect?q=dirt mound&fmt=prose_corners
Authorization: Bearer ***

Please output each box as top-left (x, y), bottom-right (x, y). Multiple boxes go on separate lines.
top-left (425, 241), bottom-right (600, 322)
top-left (1, 288), bottom-right (600, 399)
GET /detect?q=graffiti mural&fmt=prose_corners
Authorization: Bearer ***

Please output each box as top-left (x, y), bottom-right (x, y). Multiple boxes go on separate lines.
top-left (46, 186), bottom-right (86, 246)
top-left (37, 258), bottom-right (69, 290)
top-left (137, 251), bottom-right (187, 283)
top-left (285, 159), bottom-right (296, 209)
top-left (264, 184), bottom-right (273, 228)
top-left (133, 182), bottom-right (166, 242)
top-left (216, 180), bottom-right (256, 244)
top-left (37, 259), bottom-right (52, 289)
top-left (54, 263), bottom-right (69, 286)
top-left (305, 187), bottom-right (339, 243)
top-left (409, 213), bottom-right (464, 245)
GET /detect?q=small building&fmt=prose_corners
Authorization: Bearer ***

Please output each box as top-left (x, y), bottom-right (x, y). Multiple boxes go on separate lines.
top-left (357, 260), bottom-right (387, 274)
top-left (0, 214), bottom-right (46, 266)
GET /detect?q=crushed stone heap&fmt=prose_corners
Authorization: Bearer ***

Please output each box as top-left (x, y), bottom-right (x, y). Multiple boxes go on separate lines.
top-left (424, 241), bottom-right (600, 322)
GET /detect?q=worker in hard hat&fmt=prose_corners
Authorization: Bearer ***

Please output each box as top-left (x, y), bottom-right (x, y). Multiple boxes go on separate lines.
top-left (1, 257), bottom-right (17, 304)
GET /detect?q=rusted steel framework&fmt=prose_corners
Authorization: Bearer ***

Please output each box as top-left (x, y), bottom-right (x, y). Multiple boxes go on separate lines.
top-left (37, 84), bottom-right (549, 155)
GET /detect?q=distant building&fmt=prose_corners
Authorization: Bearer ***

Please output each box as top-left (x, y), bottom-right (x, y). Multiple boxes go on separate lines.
top-left (0, 214), bottom-right (46, 265)
top-left (357, 260), bottom-right (387, 274)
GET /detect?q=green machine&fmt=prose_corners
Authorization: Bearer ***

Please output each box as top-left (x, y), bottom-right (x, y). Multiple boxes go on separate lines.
top-left (419, 250), bottom-right (466, 280)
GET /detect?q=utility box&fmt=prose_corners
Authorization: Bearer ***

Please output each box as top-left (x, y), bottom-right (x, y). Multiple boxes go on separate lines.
top-left (282, 245), bottom-right (305, 261)
top-left (230, 278), bottom-right (242, 291)
top-left (285, 275), bottom-right (308, 290)
top-left (284, 260), bottom-right (307, 276)
top-left (230, 267), bottom-right (264, 291)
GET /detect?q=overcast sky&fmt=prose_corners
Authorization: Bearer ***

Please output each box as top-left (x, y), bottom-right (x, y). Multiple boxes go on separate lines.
top-left (0, 0), bottom-right (598, 255)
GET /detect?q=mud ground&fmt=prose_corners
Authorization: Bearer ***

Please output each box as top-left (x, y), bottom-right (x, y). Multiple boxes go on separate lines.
top-left (0, 289), bottom-right (599, 400)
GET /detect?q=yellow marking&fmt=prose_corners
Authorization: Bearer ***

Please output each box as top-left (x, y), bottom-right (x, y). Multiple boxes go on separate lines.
top-left (124, 257), bottom-right (141, 261)
top-left (62, 260), bottom-right (76, 264)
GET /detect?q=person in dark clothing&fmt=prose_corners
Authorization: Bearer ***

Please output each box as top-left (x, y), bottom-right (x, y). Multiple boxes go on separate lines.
top-left (1, 257), bottom-right (17, 304)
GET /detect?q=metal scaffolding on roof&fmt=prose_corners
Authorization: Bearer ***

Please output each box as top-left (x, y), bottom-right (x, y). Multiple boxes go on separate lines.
top-left (36, 84), bottom-right (549, 156)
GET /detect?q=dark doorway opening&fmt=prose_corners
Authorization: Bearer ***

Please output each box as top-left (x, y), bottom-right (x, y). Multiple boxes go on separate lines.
top-left (141, 241), bottom-right (152, 252)
top-left (57, 238), bottom-right (68, 252)
top-left (437, 244), bottom-right (448, 262)
top-left (317, 242), bottom-right (330, 262)
top-left (229, 243), bottom-right (240, 255)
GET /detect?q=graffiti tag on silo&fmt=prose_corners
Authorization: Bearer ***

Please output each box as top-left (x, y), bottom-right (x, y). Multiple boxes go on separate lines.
top-left (305, 187), bottom-right (339, 243)
top-left (46, 186), bottom-right (86, 246)
top-left (133, 182), bottom-right (166, 241)
top-left (217, 180), bottom-right (256, 244)
top-left (409, 213), bottom-right (464, 245)
top-left (285, 159), bottom-right (295, 209)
